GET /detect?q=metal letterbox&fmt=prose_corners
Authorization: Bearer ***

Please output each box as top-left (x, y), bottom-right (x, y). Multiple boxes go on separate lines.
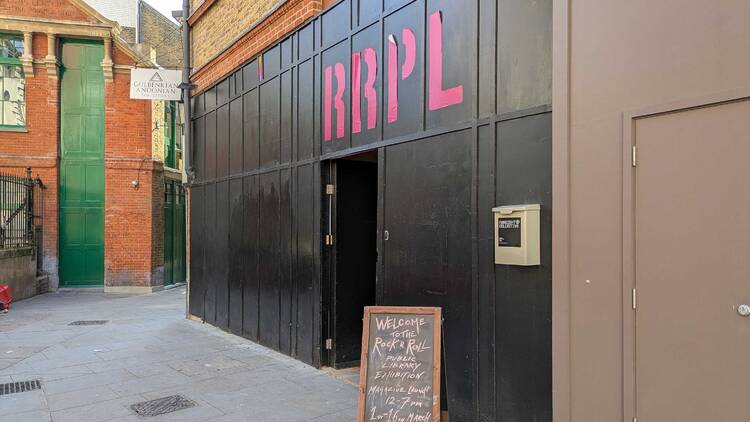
top-left (493, 204), bottom-right (540, 266)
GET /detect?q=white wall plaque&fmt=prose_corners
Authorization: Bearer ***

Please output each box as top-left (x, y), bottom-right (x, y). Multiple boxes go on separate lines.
top-left (130, 68), bottom-right (182, 101)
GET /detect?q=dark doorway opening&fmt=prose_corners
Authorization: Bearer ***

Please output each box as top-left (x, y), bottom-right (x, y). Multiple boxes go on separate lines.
top-left (324, 151), bottom-right (378, 370)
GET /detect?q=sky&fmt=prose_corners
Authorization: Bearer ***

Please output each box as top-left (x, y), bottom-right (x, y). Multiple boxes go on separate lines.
top-left (144, 0), bottom-right (182, 24)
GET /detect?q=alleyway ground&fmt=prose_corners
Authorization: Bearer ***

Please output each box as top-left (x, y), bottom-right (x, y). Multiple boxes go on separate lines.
top-left (0, 288), bottom-right (357, 421)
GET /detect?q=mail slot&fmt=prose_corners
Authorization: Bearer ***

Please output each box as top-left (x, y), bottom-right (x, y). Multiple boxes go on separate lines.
top-left (493, 204), bottom-right (540, 266)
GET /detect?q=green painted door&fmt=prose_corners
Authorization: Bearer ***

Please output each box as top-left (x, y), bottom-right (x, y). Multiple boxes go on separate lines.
top-left (59, 40), bottom-right (104, 287)
top-left (163, 180), bottom-right (186, 285)
top-left (175, 184), bottom-right (186, 283)
top-left (164, 101), bottom-right (176, 168)
top-left (164, 181), bottom-right (174, 285)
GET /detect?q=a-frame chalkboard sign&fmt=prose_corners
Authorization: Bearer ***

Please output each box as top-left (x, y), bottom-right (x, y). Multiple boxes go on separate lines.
top-left (357, 306), bottom-right (442, 422)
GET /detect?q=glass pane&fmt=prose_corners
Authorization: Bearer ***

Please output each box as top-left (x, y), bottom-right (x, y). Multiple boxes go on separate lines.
top-left (4, 64), bottom-right (21, 79)
top-left (1, 102), bottom-right (24, 126)
top-left (10, 102), bottom-right (24, 126)
top-left (0, 64), bottom-right (25, 126)
top-left (2, 102), bottom-right (11, 125)
top-left (4, 76), bottom-right (23, 102)
top-left (0, 35), bottom-right (23, 59)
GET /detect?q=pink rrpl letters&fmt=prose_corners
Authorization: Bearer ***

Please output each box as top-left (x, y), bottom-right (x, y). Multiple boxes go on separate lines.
top-left (324, 66), bottom-right (333, 141)
top-left (324, 63), bottom-right (347, 141)
top-left (328, 9), bottom-right (462, 140)
top-left (387, 35), bottom-right (399, 123)
top-left (387, 28), bottom-right (418, 124)
top-left (401, 28), bottom-right (416, 80)
top-left (352, 48), bottom-right (379, 134)
top-left (428, 11), bottom-right (463, 110)
top-left (334, 63), bottom-right (346, 139)
top-left (363, 48), bottom-right (377, 130)
top-left (351, 52), bottom-right (362, 134)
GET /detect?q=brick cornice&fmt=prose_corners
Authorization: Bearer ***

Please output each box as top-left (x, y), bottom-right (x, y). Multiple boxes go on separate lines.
top-left (187, 0), bottom-right (218, 26)
top-left (104, 157), bottom-right (162, 171)
top-left (0, 15), bottom-right (112, 38)
top-left (0, 156), bottom-right (57, 168)
top-left (0, 16), bottom-right (153, 69)
top-left (191, 0), bottom-right (321, 93)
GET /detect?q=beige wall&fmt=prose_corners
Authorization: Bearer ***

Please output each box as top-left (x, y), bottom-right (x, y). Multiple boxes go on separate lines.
top-left (190, 0), bottom-right (278, 70)
top-left (152, 100), bottom-right (165, 163)
top-left (141, 2), bottom-right (183, 68)
top-left (151, 100), bottom-right (186, 176)
top-left (553, 0), bottom-right (750, 421)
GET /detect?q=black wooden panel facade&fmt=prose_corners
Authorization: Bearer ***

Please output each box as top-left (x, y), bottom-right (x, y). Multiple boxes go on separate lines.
top-left (189, 0), bottom-right (552, 420)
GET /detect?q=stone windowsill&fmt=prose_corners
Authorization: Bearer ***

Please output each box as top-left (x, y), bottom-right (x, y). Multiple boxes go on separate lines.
top-left (0, 126), bottom-right (28, 133)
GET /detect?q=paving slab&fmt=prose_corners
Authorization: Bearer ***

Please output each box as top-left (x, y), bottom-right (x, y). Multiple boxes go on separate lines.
top-left (46, 385), bottom-right (120, 411)
top-left (0, 288), bottom-right (357, 421)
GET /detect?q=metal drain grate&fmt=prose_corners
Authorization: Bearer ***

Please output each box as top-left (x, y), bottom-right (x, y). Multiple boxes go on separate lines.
top-left (130, 395), bottom-right (196, 417)
top-left (68, 320), bottom-right (109, 326)
top-left (0, 380), bottom-right (42, 396)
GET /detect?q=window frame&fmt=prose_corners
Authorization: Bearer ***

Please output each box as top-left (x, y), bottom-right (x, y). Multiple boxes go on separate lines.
top-left (164, 101), bottom-right (177, 168)
top-left (0, 33), bottom-right (26, 131)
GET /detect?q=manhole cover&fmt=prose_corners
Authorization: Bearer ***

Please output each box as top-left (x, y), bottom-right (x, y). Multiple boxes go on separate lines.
top-left (68, 320), bottom-right (108, 326)
top-left (130, 395), bottom-right (196, 417)
top-left (0, 380), bottom-right (42, 396)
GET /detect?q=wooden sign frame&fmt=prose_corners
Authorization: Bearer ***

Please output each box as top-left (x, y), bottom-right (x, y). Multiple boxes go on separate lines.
top-left (357, 306), bottom-right (442, 422)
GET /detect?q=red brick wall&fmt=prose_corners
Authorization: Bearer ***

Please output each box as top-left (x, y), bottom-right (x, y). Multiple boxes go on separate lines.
top-left (0, 33), bottom-right (60, 283)
top-left (31, 33), bottom-right (49, 58)
top-left (0, 0), bottom-right (164, 289)
top-left (192, 0), bottom-right (322, 92)
top-left (104, 56), bottom-right (164, 288)
top-left (4, 0), bottom-right (96, 22)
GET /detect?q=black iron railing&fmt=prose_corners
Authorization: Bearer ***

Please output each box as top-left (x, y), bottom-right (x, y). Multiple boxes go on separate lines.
top-left (0, 168), bottom-right (42, 249)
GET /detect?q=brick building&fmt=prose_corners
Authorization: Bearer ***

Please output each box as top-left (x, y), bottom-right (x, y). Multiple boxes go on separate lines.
top-left (85, 0), bottom-right (188, 288)
top-left (188, 0), bottom-right (330, 92)
top-left (0, 0), bottom-right (185, 292)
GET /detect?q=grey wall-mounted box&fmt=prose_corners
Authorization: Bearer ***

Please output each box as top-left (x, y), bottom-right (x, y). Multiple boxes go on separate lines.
top-left (493, 204), bottom-right (540, 266)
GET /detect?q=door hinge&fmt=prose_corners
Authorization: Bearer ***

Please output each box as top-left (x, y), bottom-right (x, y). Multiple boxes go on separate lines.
top-left (632, 288), bottom-right (637, 310)
top-left (326, 184), bottom-right (335, 195)
top-left (325, 234), bottom-right (335, 246)
top-left (631, 145), bottom-right (637, 167)
top-left (325, 338), bottom-right (333, 350)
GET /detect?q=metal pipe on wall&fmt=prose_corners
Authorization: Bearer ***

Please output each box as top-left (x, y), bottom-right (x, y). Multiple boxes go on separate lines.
top-left (181, 0), bottom-right (193, 182)
top-left (178, 0), bottom-right (192, 320)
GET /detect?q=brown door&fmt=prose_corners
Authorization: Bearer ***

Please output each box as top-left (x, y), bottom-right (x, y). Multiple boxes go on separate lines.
top-left (634, 99), bottom-right (750, 420)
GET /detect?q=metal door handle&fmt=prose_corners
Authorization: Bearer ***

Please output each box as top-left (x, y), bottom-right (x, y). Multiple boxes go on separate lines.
top-left (738, 304), bottom-right (750, 317)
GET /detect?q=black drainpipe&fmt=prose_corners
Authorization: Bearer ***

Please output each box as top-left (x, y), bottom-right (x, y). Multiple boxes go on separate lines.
top-left (181, 0), bottom-right (193, 182)
top-left (174, 0), bottom-right (193, 319)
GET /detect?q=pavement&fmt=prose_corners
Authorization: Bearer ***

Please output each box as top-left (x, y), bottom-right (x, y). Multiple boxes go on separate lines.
top-left (0, 287), bottom-right (358, 421)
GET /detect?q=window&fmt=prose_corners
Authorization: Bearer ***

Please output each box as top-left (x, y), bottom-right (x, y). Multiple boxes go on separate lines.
top-left (164, 101), bottom-right (183, 169)
top-left (164, 101), bottom-right (176, 168)
top-left (0, 34), bottom-right (25, 129)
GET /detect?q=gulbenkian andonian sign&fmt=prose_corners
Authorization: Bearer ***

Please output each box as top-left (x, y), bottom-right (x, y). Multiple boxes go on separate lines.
top-left (130, 68), bottom-right (182, 101)
top-left (358, 307), bottom-right (442, 422)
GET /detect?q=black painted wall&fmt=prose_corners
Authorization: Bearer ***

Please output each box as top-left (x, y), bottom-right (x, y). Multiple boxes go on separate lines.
top-left (189, 0), bottom-right (551, 420)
